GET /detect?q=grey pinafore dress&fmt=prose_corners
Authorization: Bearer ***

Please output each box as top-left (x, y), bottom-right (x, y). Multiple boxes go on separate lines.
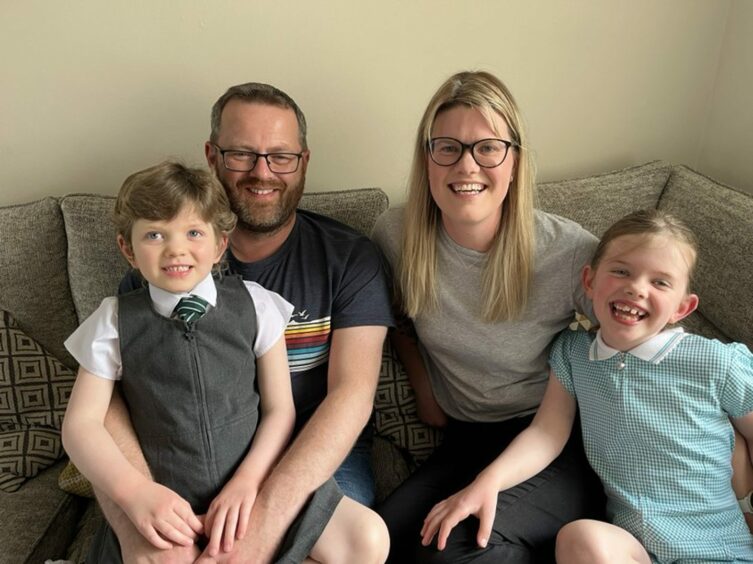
top-left (86, 275), bottom-right (342, 563)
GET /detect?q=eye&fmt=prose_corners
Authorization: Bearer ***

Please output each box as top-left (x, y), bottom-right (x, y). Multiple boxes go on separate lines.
top-left (268, 153), bottom-right (296, 165)
top-left (476, 141), bottom-right (503, 155)
top-left (145, 231), bottom-right (163, 241)
top-left (653, 279), bottom-right (671, 288)
top-left (187, 229), bottom-right (204, 239)
top-left (225, 151), bottom-right (254, 163)
top-left (432, 140), bottom-right (460, 154)
top-left (610, 268), bottom-right (628, 277)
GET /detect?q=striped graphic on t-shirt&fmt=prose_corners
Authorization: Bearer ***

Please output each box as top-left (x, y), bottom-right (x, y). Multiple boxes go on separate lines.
top-left (285, 317), bottom-right (331, 372)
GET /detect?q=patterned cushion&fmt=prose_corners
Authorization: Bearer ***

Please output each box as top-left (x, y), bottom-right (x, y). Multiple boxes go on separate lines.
top-left (58, 460), bottom-right (93, 498)
top-left (0, 310), bottom-right (75, 492)
top-left (374, 341), bottom-right (442, 467)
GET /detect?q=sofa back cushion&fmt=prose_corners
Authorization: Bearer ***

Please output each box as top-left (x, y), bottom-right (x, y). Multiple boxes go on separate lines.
top-left (658, 166), bottom-right (753, 349)
top-left (538, 161), bottom-right (672, 237)
top-left (61, 188), bottom-right (390, 323)
top-left (61, 195), bottom-right (131, 323)
top-left (0, 198), bottom-right (78, 368)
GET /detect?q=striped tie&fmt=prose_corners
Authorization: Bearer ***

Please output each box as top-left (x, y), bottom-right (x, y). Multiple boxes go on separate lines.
top-left (172, 295), bottom-right (209, 323)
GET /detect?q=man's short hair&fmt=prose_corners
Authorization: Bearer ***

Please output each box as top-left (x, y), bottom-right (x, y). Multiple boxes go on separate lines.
top-left (209, 82), bottom-right (308, 150)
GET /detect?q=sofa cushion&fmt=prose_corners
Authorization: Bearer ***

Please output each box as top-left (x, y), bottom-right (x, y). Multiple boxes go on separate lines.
top-left (0, 459), bottom-right (86, 564)
top-left (60, 188), bottom-right (390, 323)
top-left (58, 460), bottom-right (94, 498)
top-left (538, 161), bottom-right (672, 237)
top-left (0, 197), bottom-right (79, 369)
top-left (60, 195), bottom-right (130, 323)
top-left (658, 166), bottom-right (753, 349)
top-left (375, 341), bottom-right (442, 467)
top-left (300, 188), bottom-right (389, 235)
top-left (0, 310), bottom-right (75, 492)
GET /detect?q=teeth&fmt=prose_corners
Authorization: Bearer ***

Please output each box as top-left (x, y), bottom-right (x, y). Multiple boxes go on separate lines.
top-left (250, 188), bottom-right (274, 195)
top-left (612, 302), bottom-right (647, 319)
top-left (452, 183), bottom-right (484, 194)
top-left (165, 266), bottom-right (190, 272)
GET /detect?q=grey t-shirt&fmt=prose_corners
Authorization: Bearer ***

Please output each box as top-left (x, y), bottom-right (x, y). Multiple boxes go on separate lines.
top-left (372, 207), bottom-right (597, 422)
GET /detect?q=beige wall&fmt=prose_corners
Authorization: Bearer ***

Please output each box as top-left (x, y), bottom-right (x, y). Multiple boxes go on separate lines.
top-left (1, 0), bottom-right (749, 207)
top-left (698, 0), bottom-right (753, 193)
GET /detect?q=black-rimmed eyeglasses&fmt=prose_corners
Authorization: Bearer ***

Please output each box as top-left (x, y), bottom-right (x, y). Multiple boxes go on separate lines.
top-left (211, 143), bottom-right (304, 174)
top-left (428, 137), bottom-right (517, 168)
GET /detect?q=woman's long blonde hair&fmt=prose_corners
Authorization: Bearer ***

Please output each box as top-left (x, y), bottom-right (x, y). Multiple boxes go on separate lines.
top-left (399, 71), bottom-right (536, 322)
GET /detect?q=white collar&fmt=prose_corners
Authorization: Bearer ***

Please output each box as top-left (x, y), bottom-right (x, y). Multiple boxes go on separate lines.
top-left (589, 326), bottom-right (688, 364)
top-left (147, 273), bottom-right (217, 318)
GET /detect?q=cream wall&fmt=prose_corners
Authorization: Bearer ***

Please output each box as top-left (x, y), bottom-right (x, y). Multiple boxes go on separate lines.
top-left (698, 0), bottom-right (753, 193)
top-left (1, 0), bottom-right (749, 208)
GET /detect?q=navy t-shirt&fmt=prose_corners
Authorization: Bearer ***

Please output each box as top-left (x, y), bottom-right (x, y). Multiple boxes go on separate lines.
top-left (120, 209), bottom-right (394, 428)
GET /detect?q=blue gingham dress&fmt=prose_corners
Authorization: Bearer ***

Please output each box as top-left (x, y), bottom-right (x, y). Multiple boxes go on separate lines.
top-left (550, 328), bottom-right (753, 563)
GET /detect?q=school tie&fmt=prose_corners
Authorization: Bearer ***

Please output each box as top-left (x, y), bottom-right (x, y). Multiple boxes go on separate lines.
top-left (171, 295), bottom-right (209, 323)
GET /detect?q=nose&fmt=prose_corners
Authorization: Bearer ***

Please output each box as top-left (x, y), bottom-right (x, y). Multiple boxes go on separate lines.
top-left (165, 239), bottom-right (186, 257)
top-left (624, 279), bottom-right (647, 299)
top-left (455, 146), bottom-right (480, 172)
top-left (249, 155), bottom-right (276, 180)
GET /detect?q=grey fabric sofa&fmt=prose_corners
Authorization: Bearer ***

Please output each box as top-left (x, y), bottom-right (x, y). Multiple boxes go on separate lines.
top-left (1, 161), bottom-right (751, 563)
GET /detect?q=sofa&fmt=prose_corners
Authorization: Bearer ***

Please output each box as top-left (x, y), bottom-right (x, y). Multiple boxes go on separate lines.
top-left (1, 160), bottom-right (751, 563)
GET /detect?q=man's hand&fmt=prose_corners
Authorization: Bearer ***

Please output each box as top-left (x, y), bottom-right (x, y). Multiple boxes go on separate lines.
top-left (196, 501), bottom-right (280, 564)
top-left (119, 522), bottom-right (202, 564)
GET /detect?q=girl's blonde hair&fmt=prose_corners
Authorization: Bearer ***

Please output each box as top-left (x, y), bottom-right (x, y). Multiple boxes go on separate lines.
top-left (114, 161), bottom-right (237, 245)
top-left (591, 209), bottom-right (699, 290)
top-left (399, 70), bottom-right (536, 322)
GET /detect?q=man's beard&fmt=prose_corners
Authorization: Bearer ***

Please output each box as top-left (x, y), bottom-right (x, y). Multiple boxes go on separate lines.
top-left (224, 176), bottom-right (304, 234)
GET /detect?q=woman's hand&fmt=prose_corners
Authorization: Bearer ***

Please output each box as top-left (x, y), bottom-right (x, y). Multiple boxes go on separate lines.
top-left (204, 475), bottom-right (259, 556)
top-left (122, 481), bottom-right (203, 550)
top-left (420, 474), bottom-right (499, 550)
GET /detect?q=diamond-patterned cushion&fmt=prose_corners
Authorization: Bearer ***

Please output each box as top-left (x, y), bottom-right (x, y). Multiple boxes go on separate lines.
top-left (0, 310), bottom-right (75, 492)
top-left (374, 341), bottom-right (442, 466)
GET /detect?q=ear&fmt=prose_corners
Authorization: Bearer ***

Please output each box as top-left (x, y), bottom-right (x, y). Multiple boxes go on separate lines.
top-left (669, 293), bottom-right (699, 325)
top-left (205, 141), bottom-right (217, 168)
top-left (214, 233), bottom-right (229, 263)
top-left (299, 149), bottom-right (311, 174)
top-left (117, 234), bottom-right (138, 269)
top-left (581, 265), bottom-right (596, 299)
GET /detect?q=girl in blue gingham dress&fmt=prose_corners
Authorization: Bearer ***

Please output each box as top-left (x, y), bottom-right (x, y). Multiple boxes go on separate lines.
top-left (421, 209), bottom-right (753, 563)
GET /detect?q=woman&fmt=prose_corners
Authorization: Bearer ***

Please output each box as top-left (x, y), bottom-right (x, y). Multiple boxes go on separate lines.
top-left (372, 71), bottom-right (603, 563)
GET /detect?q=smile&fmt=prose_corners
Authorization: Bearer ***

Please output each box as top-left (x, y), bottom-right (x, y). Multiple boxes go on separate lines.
top-left (163, 265), bottom-right (192, 272)
top-left (611, 301), bottom-right (648, 322)
top-left (450, 183), bottom-right (485, 194)
top-left (248, 187), bottom-right (276, 195)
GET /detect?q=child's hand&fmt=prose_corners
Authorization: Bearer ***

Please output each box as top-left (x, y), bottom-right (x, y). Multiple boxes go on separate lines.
top-left (121, 481), bottom-right (203, 549)
top-left (420, 475), bottom-right (499, 550)
top-left (204, 475), bottom-right (259, 556)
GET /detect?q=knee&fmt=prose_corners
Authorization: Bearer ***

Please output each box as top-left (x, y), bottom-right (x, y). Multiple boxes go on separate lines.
top-left (556, 521), bottom-right (610, 564)
top-left (346, 508), bottom-right (390, 564)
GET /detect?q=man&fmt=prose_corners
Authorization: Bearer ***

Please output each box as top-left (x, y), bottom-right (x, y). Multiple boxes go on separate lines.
top-left (95, 83), bottom-right (393, 562)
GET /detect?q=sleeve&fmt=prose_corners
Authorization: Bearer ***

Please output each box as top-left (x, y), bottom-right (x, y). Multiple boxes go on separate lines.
top-left (331, 237), bottom-right (395, 330)
top-left (548, 329), bottom-right (578, 397)
top-left (63, 297), bottom-right (122, 380)
top-left (246, 282), bottom-right (294, 357)
top-left (720, 342), bottom-right (753, 418)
